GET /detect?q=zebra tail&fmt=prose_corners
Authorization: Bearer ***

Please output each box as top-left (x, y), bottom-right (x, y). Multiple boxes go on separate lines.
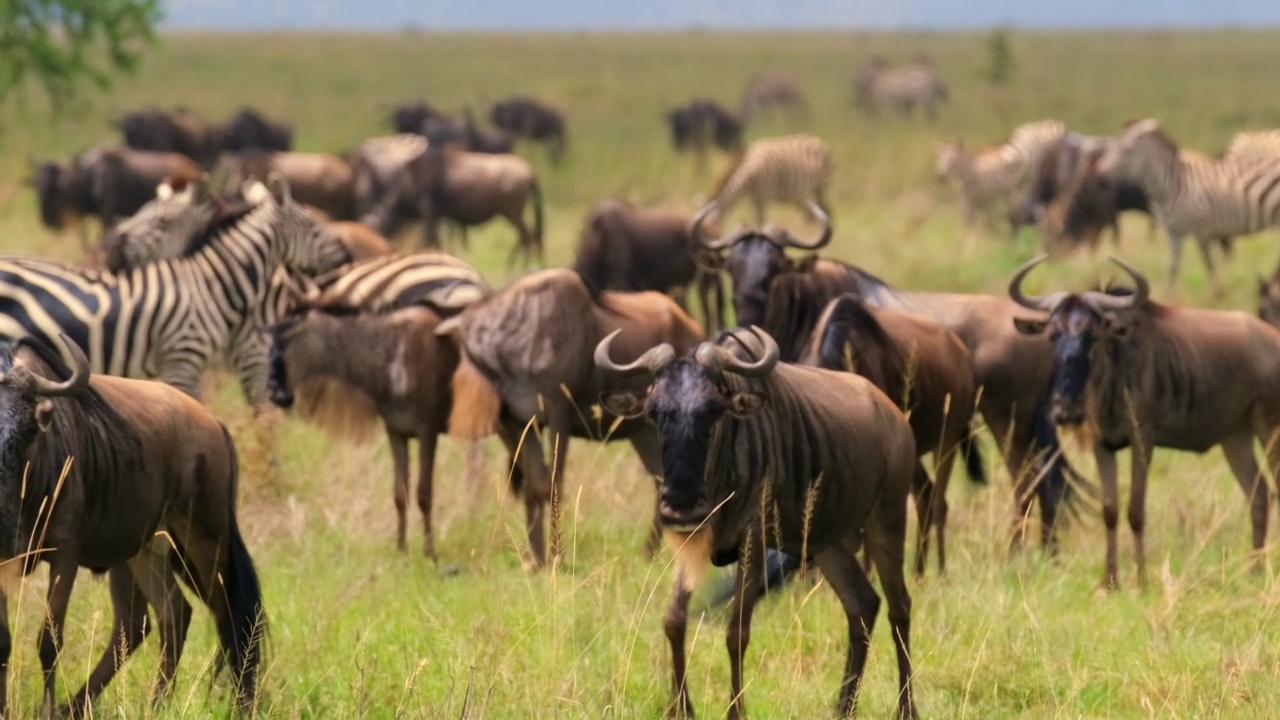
top-left (961, 425), bottom-right (986, 484)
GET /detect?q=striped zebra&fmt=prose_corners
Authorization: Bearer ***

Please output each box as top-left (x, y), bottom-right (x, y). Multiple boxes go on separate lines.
top-left (351, 134), bottom-right (430, 216)
top-left (1097, 118), bottom-right (1280, 297)
top-left (700, 134), bottom-right (832, 226)
top-left (1222, 128), bottom-right (1280, 166)
top-left (0, 177), bottom-right (349, 407)
top-left (935, 119), bottom-right (1067, 232)
top-left (854, 57), bottom-right (948, 120)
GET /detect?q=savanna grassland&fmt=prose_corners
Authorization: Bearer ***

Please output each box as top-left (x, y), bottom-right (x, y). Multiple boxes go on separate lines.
top-left (3, 29), bottom-right (1280, 719)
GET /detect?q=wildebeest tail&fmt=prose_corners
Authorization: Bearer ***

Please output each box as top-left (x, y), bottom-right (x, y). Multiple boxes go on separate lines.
top-left (218, 425), bottom-right (266, 706)
top-left (529, 176), bottom-right (545, 260)
top-left (960, 426), bottom-right (986, 484)
top-left (446, 352), bottom-right (501, 439)
top-left (571, 211), bottom-right (607, 288)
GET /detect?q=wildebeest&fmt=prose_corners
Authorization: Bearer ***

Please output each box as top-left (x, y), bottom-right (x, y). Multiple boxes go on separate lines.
top-left (233, 150), bottom-right (357, 220)
top-left (29, 146), bottom-right (201, 244)
top-left (362, 145), bottom-right (544, 266)
top-left (800, 294), bottom-right (980, 575)
top-left (738, 70), bottom-right (808, 122)
top-left (693, 220), bottom-right (1078, 548)
top-left (269, 305), bottom-right (460, 558)
top-left (116, 106), bottom-right (224, 168)
top-left (0, 334), bottom-right (263, 716)
top-left (572, 198), bottom-right (725, 332)
top-left (666, 99), bottom-right (744, 156)
top-left (389, 100), bottom-right (451, 135)
top-left (435, 268), bottom-right (704, 566)
top-left (223, 108), bottom-right (293, 153)
top-left (595, 326), bottom-right (918, 719)
top-left (489, 96), bottom-right (567, 163)
top-left (1010, 255), bottom-right (1280, 591)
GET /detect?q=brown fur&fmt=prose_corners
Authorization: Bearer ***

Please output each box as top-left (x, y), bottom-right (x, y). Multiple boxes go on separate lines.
top-left (292, 376), bottom-right (381, 443)
top-left (323, 221), bottom-right (395, 261)
top-left (447, 354), bottom-right (501, 439)
top-left (237, 151), bottom-right (356, 220)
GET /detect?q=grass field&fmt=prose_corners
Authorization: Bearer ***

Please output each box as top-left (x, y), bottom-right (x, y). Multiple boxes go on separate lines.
top-left (2, 28), bottom-right (1280, 718)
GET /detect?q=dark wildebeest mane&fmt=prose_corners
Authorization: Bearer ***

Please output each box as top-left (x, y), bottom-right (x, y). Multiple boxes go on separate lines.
top-left (2, 337), bottom-right (144, 555)
top-left (762, 257), bottom-right (906, 361)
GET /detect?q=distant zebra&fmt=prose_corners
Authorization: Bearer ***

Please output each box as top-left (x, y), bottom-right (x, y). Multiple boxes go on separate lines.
top-left (350, 134), bottom-right (430, 216)
top-left (699, 134), bottom-right (833, 226)
top-left (0, 177), bottom-right (348, 407)
top-left (854, 56), bottom-right (948, 120)
top-left (935, 119), bottom-right (1067, 233)
top-left (1098, 118), bottom-right (1280, 297)
top-left (739, 71), bottom-right (807, 122)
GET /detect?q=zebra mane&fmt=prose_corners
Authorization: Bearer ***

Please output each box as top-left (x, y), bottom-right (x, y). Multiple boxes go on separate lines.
top-left (180, 197), bottom-right (259, 256)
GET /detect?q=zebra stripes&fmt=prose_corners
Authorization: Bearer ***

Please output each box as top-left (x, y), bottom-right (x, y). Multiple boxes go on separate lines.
top-left (708, 134), bottom-right (832, 224)
top-left (935, 119), bottom-right (1067, 226)
top-left (855, 59), bottom-right (948, 119)
top-left (315, 253), bottom-right (488, 316)
top-left (1098, 118), bottom-right (1280, 294)
top-left (352, 134), bottom-right (430, 216)
top-left (0, 179), bottom-right (348, 405)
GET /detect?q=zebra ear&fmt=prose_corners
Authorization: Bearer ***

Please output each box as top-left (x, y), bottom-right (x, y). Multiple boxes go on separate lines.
top-left (267, 172), bottom-right (292, 205)
top-left (191, 175), bottom-right (210, 203)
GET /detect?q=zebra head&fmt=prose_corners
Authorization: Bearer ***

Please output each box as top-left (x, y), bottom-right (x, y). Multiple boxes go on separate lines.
top-left (262, 173), bottom-right (352, 276)
top-left (1095, 118), bottom-right (1163, 181)
top-left (101, 177), bottom-right (217, 273)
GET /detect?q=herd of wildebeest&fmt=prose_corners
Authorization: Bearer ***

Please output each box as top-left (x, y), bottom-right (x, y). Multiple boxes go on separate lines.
top-left (9, 53), bottom-right (1280, 718)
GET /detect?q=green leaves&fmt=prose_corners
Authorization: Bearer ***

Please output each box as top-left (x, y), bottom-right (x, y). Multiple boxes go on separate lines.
top-left (0, 0), bottom-right (161, 107)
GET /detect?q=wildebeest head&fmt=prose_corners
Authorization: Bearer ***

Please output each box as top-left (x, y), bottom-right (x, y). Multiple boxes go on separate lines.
top-left (1009, 255), bottom-right (1150, 427)
top-left (596, 327), bottom-right (778, 530)
top-left (0, 334), bottom-right (89, 553)
top-left (692, 200), bottom-right (832, 327)
top-left (30, 161), bottom-right (69, 229)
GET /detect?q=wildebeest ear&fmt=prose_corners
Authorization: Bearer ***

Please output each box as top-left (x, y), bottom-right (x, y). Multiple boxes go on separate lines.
top-left (35, 399), bottom-right (54, 432)
top-left (600, 391), bottom-right (645, 419)
top-left (1012, 317), bottom-right (1048, 335)
top-left (434, 315), bottom-right (462, 341)
top-left (728, 391), bottom-right (764, 418)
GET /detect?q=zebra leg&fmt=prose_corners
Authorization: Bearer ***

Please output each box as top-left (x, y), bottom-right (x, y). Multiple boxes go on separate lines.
top-left (1166, 231), bottom-right (1187, 294)
top-left (1195, 236), bottom-right (1225, 300)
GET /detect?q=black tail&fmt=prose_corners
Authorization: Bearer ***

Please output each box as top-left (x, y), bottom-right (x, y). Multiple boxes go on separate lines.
top-left (960, 426), bottom-right (986, 484)
top-left (218, 426), bottom-right (266, 706)
top-left (528, 176), bottom-right (544, 262)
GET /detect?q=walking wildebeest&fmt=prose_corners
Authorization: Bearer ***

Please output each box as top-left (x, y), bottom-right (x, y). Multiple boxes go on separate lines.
top-left (390, 101), bottom-right (451, 135)
top-left (693, 218), bottom-right (1080, 548)
top-left (489, 96), bottom-right (567, 163)
top-left (117, 107), bottom-right (224, 168)
top-left (362, 145), bottom-right (544, 266)
top-left (0, 334), bottom-right (264, 717)
top-left (573, 198), bottom-right (726, 332)
top-left (1010, 255), bottom-right (1280, 591)
top-left (233, 151), bottom-right (357, 220)
top-left (29, 146), bottom-right (201, 247)
top-left (435, 268), bottom-right (704, 567)
top-left (801, 294), bottom-right (980, 575)
top-left (223, 108), bottom-right (293, 153)
top-left (666, 99), bottom-right (744, 156)
top-left (595, 326), bottom-right (918, 719)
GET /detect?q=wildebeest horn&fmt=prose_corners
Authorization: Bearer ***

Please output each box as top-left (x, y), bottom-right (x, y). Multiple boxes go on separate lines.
top-left (695, 326), bottom-right (779, 378)
top-left (692, 201), bottom-right (734, 251)
top-left (1083, 256), bottom-right (1150, 312)
top-left (594, 329), bottom-right (676, 377)
top-left (1008, 255), bottom-right (1067, 311)
top-left (776, 200), bottom-right (833, 250)
top-left (29, 334), bottom-right (90, 397)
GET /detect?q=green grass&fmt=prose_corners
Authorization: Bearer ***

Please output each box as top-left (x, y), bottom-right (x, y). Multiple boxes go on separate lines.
top-left (2, 28), bottom-right (1280, 718)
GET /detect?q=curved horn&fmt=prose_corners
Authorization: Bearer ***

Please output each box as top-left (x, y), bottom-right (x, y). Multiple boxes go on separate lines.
top-left (695, 326), bottom-right (780, 378)
top-left (1008, 255), bottom-right (1067, 311)
top-left (1085, 256), bottom-right (1150, 312)
top-left (594, 330), bottom-right (676, 378)
top-left (29, 334), bottom-right (90, 397)
top-left (692, 201), bottom-right (735, 251)
top-left (775, 200), bottom-right (832, 250)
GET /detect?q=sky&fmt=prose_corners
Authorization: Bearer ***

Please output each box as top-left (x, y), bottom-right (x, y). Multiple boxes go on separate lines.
top-left (162, 0), bottom-right (1280, 31)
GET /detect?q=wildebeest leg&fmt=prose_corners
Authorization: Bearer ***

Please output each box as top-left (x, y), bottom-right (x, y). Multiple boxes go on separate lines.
top-left (911, 463), bottom-right (935, 577)
top-left (39, 557), bottom-right (79, 717)
top-left (725, 532), bottom-right (765, 720)
top-left (499, 422), bottom-right (552, 568)
top-left (983, 410), bottom-right (1036, 550)
top-left (628, 431), bottom-right (665, 556)
top-left (388, 429), bottom-right (411, 553)
top-left (1128, 443), bottom-right (1154, 589)
top-left (129, 544), bottom-right (194, 703)
top-left (1194, 235), bottom-right (1224, 299)
top-left (866, 509), bottom-right (918, 719)
top-left (0, 592), bottom-right (9, 719)
top-left (416, 428), bottom-right (441, 560)
top-left (931, 440), bottom-right (960, 576)
top-left (813, 545), bottom-right (879, 717)
top-left (664, 575), bottom-right (695, 719)
top-left (1221, 431), bottom-right (1268, 570)
top-left (65, 565), bottom-right (150, 716)
top-left (506, 208), bottom-right (535, 269)
top-left (1094, 445), bottom-right (1121, 592)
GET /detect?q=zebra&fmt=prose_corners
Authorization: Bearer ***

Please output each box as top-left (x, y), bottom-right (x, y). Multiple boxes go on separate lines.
top-left (1221, 128), bottom-right (1280, 167)
top-left (312, 252), bottom-right (488, 315)
top-left (699, 134), bottom-right (832, 227)
top-left (1097, 118), bottom-right (1280, 297)
top-left (0, 176), bottom-right (349, 408)
top-left (351, 133), bottom-right (430, 216)
top-left (854, 56), bottom-right (948, 120)
top-left (935, 119), bottom-right (1067, 233)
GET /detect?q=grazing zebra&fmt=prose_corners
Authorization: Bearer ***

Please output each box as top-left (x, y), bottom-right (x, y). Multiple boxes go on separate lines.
top-left (699, 134), bottom-right (832, 226)
top-left (854, 56), bottom-right (948, 120)
top-left (0, 177), bottom-right (348, 407)
top-left (935, 119), bottom-right (1067, 233)
top-left (1097, 118), bottom-right (1280, 297)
